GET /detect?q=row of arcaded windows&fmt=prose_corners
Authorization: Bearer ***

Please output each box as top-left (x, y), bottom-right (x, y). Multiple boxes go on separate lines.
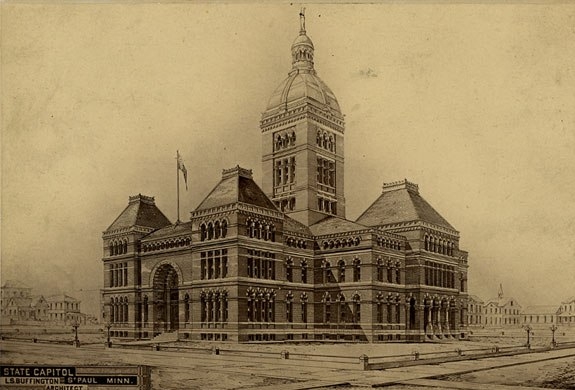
top-left (285, 291), bottom-right (308, 323)
top-left (285, 258), bottom-right (308, 283)
top-left (286, 236), bottom-right (307, 249)
top-left (247, 250), bottom-right (276, 279)
top-left (247, 288), bottom-right (276, 322)
top-left (109, 239), bottom-right (128, 256)
top-left (200, 250), bottom-right (228, 280)
top-left (200, 219), bottom-right (228, 241)
top-left (200, 289), bottom-right (229, 323)
top-left (246, 218), bottom-right (276, 241)
top-left (377, 258), bottom-right (401, 284)
top-left (316, 129), bottom-right (336, 153)
top-left (424, 234), bottom-right (455, 256)
top-left (318, 197), bottom-right (337, 215)
top-left (274, 128), bottom-right (296, 151)
top-left (322, 236), bottom-right (360, 250)
top-left (142, 237), bottom-right (191, 253)
top-left (317, 157), bottom-right (335, 188)
top-left (376, 292), bottom-right (402, 324)
top-left (109, 296), bottom-right (128, 324)
top-left (274, 197), bottom-right (296, 212)
top-left (376, 236), bottom-right (402, 250)
top-left (323, 258), bottom-right (361, 283)
top-left (424, 261), bottom-right (455, 288)
top-left (110, 263), bottom-right (128, 287)
top-left (275, 156), bottom-right (296, 187)
top-left (322, 292), bottom-right (361, 324)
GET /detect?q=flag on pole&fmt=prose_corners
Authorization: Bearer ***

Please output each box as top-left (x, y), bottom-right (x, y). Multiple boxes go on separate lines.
top-left (177, 150), bottom-right (188, 190)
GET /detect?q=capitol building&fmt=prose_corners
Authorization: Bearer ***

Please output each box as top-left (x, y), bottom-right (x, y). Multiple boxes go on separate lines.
top-left (101, 12), bottom-right (469, 343)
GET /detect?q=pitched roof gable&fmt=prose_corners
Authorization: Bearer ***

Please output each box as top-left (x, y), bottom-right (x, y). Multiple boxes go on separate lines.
top-left (106, 194), bottom-right (172, 232)
top-left (195, 166), bottom-right (277, 212)
top-left (142, 221), bottom-right (192, 241)
top-left (356, 179), bottom-right (455, 231)
top-left (310, 216), bottom-right (368, 236)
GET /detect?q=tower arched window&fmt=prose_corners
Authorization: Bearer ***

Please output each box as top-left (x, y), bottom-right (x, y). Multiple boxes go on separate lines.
top-left (301, 260), bottom-right (308, 283)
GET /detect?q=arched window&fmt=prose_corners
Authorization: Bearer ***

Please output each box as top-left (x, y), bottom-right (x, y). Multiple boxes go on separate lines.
top-left (286, 258), bottom-right (293, 282)
top-left (143, 295), bottom-right (148, 325)
top-left (352, 294), bottom-right (361, 323)
top-left (301, 260), bottom-right (308, 283)
top-left (338, 294), bottom-right (346, 323)
top-left (377, 258), bottom-right (384, 282)
top-left (184, 293), bottom-right (190, 323)
top-left (395, 263), bottom-right (401, 284)
top-left (214, 221), bottom-right (221, 239)
top-left (353, 258), bottom-right (361, 282)
top-left (301, 293), bottom-right (308, 323)
top-left (221, 219), bottom-right (228, 238)
top-left (200, 224), bottom-right (207, 241)
top-left (286, 291), bottom-right (293, 323)
top-left (246, 289), bottom-right (254, 322)
top-left (123, 240), bottom-right (128, 254)
top-left (207, 222), bottom-right (214, 240)
top-left (324, 261), bottom-right (331, 284)
top-left (338, 260), bottom-right (346, 283)
top-left (323, 294), bottom-right (331, 323)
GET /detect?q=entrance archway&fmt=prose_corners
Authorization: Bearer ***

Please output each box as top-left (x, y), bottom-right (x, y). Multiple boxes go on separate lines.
top-left (152, 264), bottom-right (179, 335)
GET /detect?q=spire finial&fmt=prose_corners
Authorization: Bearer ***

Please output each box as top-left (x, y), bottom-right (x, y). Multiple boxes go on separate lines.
top-left (299, 7), bottom-right (306, 34)
top-left (498, 283), bottom-right (504, 299)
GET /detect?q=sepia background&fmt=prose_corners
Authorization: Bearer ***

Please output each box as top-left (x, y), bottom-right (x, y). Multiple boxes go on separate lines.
top-left (2, 3), bottom-right (574, 316)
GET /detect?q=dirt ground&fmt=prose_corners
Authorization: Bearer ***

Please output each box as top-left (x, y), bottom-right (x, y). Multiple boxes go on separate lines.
top-left (442, 356), bottom-right (575, 389)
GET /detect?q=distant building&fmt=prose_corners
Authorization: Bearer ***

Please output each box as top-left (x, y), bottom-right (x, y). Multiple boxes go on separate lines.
top-left (0, 280), bottom-right (48, 322)
top-left (483, 285), bottom-right (521, 327)
top-left (558, 296), bottom-right (575, 326)
top-left (522, 305), bottom-right (558, 326)
top-left (46, 295), bottom-right (84, 324)
top-left (467, 295), bottom-right (484, 327)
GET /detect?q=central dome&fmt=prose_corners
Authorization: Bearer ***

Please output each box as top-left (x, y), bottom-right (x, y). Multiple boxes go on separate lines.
top-left (263, 13), bottom-right (342, 117)
top-left (265, 72), bottom-right (341, 114)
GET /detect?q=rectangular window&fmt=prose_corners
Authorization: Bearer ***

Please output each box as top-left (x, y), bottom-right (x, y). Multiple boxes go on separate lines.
top-left (214, 250), bottom-right (220, 279)
top-left (208, 251), bottom-right (214, 279)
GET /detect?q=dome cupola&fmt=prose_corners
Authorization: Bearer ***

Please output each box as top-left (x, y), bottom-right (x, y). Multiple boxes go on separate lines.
top-left (291, 9), bottom-right (314, 72)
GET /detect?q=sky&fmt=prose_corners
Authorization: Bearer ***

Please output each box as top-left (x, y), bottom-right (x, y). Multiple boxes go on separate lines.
top-left (2, 3), bottom-right (574, 316)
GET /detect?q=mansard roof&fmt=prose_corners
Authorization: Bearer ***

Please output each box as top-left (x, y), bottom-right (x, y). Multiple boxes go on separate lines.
top-left (142, 221), bottom-right (192, 241)
top-left (195, 166), bottom-right (278, 212)
top-left (309, 215), bottom-right (368, 236)
top-left (284, 215), bottom-right (312, 236)
top-left (356, 179), bottom-right (456, 231)
top-left (106, 194), bottom-right (172, 233)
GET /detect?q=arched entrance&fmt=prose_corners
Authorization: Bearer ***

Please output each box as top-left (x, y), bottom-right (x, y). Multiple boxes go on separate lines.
top-left (152, 264), bottom-right (179, 335)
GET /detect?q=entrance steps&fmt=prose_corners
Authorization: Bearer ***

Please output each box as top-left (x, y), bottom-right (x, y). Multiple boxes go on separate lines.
top-left (152, 331), bottom-right (179, 343)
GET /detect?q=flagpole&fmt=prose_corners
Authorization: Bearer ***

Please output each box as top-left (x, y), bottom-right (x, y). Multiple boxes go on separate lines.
top-left (176, 150), bottom-right (180, 223)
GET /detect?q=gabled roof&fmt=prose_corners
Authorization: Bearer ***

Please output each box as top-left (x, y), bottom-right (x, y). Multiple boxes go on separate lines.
top-left (195, 166), bottom-right (277, 212)
top-left (467, 295), bottom-right (484, 304)
top-left (356, 180), bottom-right (456, 231)
top-left (486, 296), bottom-right (520, 307)
top-left (561, 296), bottom-right (575, 304)
top-left (310, 216), bottom-right (368, 236)
top-left (142, 221), bottom-right (192, 241)
top-left (284, 216), bottom-right (312, 236)
top-left (106, 194), bottom-right (172, 232)
top-left (1, 280), bottom-right (31, 289)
